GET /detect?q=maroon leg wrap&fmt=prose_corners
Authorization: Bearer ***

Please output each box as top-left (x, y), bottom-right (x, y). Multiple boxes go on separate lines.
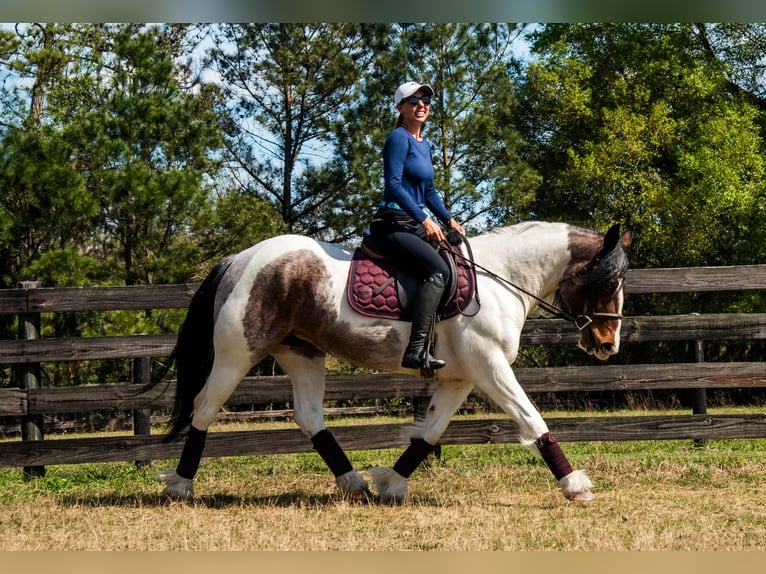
top-left (393, 438), bottom-right (434, 478)
top-left (535, 432), bottom-right (573, 481)
top-left (311, 429), bottom-right (354, 477)
top-left (176, 425), bottom-right (208, 479)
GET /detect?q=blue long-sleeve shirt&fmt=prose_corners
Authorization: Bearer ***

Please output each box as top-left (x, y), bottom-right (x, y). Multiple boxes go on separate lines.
top-left (382, 126), bottom-right (453, 225)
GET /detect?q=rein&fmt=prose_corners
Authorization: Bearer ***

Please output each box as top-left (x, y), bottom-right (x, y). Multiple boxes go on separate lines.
top-left (444, 231), bottom-right (622, 332)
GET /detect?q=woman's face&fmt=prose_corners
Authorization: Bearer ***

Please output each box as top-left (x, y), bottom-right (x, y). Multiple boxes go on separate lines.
top-left (397, 89), bottom-right (431, 124)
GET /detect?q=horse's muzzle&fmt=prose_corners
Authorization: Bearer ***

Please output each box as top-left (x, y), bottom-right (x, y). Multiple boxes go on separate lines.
top-left (578, 315), bottom-right (622, 360)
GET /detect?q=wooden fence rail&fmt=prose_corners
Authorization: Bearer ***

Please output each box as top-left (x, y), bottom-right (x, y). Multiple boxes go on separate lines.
top-left (0, 313), bottom-right (765, 364)
top-left (1, 265), bottom-right (766, 471)
top-left (2, 361), bottom-right (766, 419)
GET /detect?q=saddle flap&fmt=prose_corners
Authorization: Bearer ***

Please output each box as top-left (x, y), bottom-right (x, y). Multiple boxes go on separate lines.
top-left (347, 250), bottom-right (403, 319)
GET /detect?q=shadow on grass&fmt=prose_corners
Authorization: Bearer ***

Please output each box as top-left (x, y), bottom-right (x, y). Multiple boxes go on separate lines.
top-left (56, 490), bottom-right (441, 509)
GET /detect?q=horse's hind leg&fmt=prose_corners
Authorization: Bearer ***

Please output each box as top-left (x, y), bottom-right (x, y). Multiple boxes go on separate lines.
top-left (273, 350), bottom-right (372, 501)
top-left (372, 383), bottom-right (473, 503)
top-left (160, 358), bottom-right (253, 499)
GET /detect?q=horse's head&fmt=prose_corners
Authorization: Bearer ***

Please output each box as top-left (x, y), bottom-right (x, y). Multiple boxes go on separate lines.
top-left (558, 224), bottom-right (633, 360)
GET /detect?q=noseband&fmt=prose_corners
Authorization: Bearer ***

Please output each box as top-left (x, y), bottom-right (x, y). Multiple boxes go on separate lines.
top-left (570, 277), bottom-right (625, 331)
top-left (561, 249), bottom-right (627, 332)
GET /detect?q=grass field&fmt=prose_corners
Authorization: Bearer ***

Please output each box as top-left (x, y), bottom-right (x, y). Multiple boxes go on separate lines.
top-left (1, 409), bottom-right (765, 551)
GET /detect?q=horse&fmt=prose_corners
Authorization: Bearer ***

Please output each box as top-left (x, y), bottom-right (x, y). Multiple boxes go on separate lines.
top-left (153, 221), bottom-right (632, 503)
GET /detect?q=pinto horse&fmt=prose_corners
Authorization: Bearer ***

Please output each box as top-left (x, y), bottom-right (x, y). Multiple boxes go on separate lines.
top-left (155, 221), bottom-right (632, 503)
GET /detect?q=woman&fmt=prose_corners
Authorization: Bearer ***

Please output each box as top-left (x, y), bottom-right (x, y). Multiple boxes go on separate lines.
top-left (369, 81), bottom-right (466, 372)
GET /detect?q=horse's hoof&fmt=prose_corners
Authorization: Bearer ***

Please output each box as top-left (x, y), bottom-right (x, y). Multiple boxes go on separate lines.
top-left (371, 466), bottom-right (408, 504)
top-left (559, 469), bottom-right (595, 501)
top-left (336, 470), bottom-right (373, 502)
top-left (569, 491), bottom-right (596, 502)
top-left (158, 469), bottom-right (194, 500)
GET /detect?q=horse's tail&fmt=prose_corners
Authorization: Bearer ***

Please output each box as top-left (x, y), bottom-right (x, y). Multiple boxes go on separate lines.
top-left (165, 256), bottom-right (234, 440)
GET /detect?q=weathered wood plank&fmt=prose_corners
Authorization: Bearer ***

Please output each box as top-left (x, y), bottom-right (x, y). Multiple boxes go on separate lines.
top-left (0, 285), bottom-right (197, 316)
top-left (0, 290), bottom-right (28, 315)
top-left (10, 362), bottom-right (766, 415)
top-left (0, 334), bottom-right (177, 363)
top-left (26, 284), bottom-right (197, 313)
top-left (523, 314), bottom-right (766, 345)
top-left (1, 414), bottom-right (765, 468)
top-left (546, 413), bottom-right (766, 442)
top-left (2, 314), bottom-right (766, 365)
top-left (0, 389), bottom-right (27, 416)
top-left (516, 362), bottom-right (766, 392)
top-left (21, 375), bottom-right (435, 414)
top-left (626, 265), bottom-right (766, 294)
top-left (26, 381), bottom-right (177, 414)
top-left (620, 314), bottom-right (766, 342)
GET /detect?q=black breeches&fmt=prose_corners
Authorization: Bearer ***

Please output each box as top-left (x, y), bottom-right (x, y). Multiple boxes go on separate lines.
top-left (372, 226), bottom-right (450, 283)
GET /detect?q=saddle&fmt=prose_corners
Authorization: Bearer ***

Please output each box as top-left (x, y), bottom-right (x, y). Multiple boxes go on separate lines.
top-left (346, 233), bottom-right (479, 321)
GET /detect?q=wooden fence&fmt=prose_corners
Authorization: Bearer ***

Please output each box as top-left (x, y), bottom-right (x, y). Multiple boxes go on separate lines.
top-left (2, 265), bottom-right (766, 473)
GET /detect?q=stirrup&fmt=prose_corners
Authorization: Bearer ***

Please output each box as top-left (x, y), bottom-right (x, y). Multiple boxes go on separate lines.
top-left (402, 349), bottom-right (446, 374)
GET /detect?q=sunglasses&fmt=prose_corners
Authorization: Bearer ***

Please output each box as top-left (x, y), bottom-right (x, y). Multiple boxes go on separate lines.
top-left (404, 95), bottom-right (432, 106)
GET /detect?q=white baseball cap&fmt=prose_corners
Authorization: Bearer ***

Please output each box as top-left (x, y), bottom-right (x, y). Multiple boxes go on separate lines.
top-left (394, 81), bottom-right (434, 105)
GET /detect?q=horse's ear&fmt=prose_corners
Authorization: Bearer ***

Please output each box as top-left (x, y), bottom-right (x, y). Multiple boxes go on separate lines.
top-left (620, 228), bottom-right (633, 248)
top-left (602, 224), bottom-right (621, 254)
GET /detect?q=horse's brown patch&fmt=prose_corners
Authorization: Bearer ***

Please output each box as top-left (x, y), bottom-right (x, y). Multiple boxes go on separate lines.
top-left (214, 254), bottom-right (249, 322)
top-left (242, 250), bottom-right (403, 367)
top-left (240, 250), bottom-right (328, 359)
top-left (566, 226), bottom-right (604, 268)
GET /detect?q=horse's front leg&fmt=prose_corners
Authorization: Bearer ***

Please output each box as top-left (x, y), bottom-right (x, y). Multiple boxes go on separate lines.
top-left (534, 432), bottom-right (595, 501)
top-left (274, 351), bottom-right (372, 501)
top-left (473, 354), bottom-right (595, 502)
top-left (372, 383), bottom-right (473, 503)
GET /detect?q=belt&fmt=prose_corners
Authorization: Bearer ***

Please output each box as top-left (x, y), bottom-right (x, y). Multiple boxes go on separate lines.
top-left (380, 200), bottom-right (401, 210)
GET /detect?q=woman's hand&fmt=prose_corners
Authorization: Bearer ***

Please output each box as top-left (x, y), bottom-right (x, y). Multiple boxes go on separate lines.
top-left (421, 216), bottom-right (446, 243)
top-left (447, 218), bottom-right (466, 236)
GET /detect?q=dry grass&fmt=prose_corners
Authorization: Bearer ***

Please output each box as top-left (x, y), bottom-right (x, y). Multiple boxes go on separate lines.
top-left (1, 411), bottom-right (765, 551)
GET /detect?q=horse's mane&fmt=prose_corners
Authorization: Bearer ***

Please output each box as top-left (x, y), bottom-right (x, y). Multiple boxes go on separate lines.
top-left (479, 220), bottom-right (567, 239)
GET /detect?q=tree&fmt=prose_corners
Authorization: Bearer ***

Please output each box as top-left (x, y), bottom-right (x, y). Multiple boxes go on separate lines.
top-left (63, 24), bottom-right (226, 285)
top-left (207, 23), bottom-right (375, 237)
top-left (0, 24), bottom-right (99, 289)
top-left (519, 23), bottom-right (766, 270)
top-left (694, 23), bottom-right (766, 109)
top-left (402, 23), bottom-right (539, 230)
top-left (0, 24), bottom-right (234, 287)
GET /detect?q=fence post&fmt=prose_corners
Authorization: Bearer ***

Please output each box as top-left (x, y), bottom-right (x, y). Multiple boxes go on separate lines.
top-left (691, 315), bottom-right (708, 448)
top-left (17, 280), bottom-right (45, 479)
top-left (132, 357), bottom-right (152, 467)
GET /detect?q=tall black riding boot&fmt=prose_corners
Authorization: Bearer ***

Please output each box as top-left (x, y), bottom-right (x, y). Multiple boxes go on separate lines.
top-left (401, 272), bottom-right (446, 372)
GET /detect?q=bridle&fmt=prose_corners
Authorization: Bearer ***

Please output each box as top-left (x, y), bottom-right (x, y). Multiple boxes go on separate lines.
top-left (564, 275), bottom-right (626, 331)
top-left (447, 232), bottom-right (626, 333)
top-left (554, 246), bottom-right (627, 331)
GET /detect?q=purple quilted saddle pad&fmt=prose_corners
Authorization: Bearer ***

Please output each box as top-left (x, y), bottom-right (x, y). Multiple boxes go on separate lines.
top-left (346, 244), bottom-right (476, 321)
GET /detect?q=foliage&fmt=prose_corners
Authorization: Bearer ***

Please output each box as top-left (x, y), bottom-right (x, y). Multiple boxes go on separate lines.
top-left (521, 24), bottom-right (765, 266)
top-left (514, 23), bottom-right (766, 371)
top-left (207, 23), bottom-right (377, 238)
